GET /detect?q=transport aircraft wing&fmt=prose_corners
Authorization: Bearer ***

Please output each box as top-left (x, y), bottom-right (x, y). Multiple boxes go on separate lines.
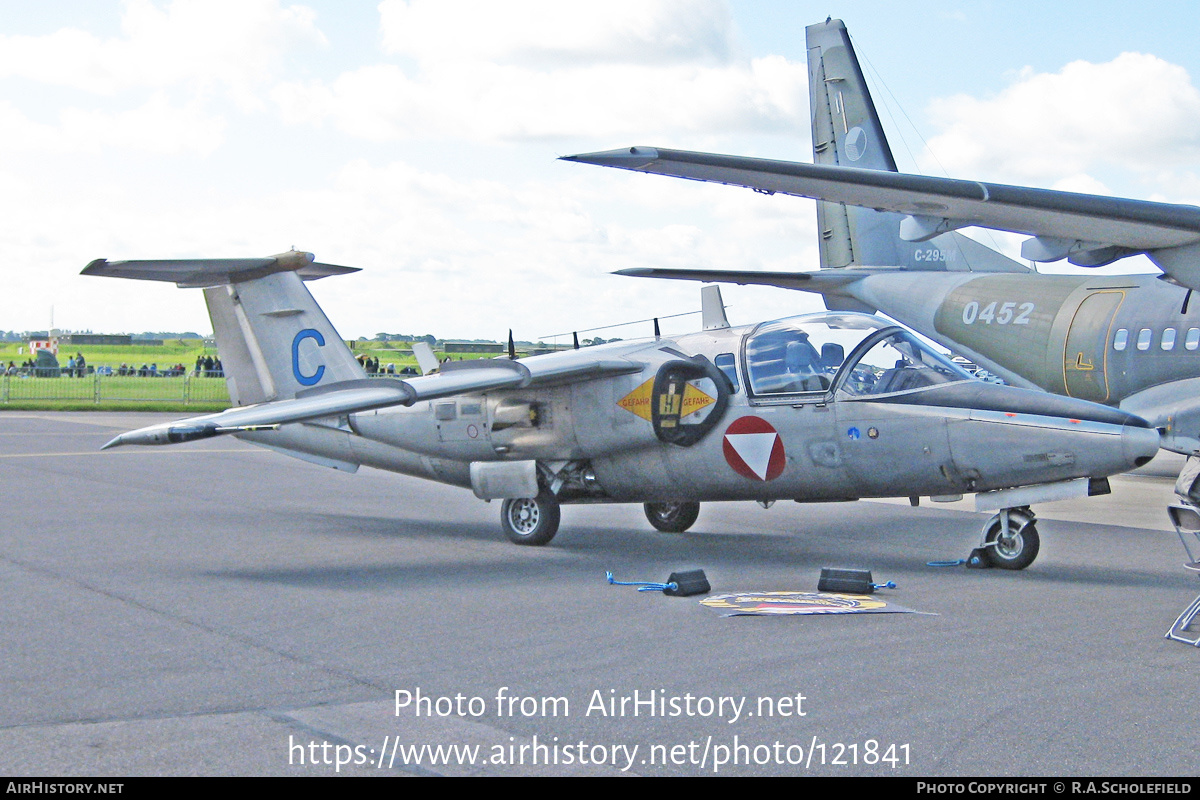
top-left (562, 147), bottom-right (1200, 288)
top-left (612, 266), bottom-right (868, 290)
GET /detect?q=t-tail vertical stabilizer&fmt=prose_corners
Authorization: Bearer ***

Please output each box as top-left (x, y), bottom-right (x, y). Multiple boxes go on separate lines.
top-left (806, 19), bottom-right (1026, 274)
top-left (82, 250), bottom-right (366, 406)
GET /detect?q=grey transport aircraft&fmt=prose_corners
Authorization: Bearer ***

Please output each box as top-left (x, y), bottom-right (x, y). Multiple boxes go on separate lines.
top-left (84, 250), bottom-right (1158, 569)
top-left (562, 18), bottom-right (1200, 457)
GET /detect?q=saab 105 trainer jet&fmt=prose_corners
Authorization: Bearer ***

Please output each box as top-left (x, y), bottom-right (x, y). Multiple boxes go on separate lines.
top-left (85, 250), bottom-right (1157, 569)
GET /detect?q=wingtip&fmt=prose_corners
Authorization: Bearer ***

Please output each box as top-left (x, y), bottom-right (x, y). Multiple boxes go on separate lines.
top-left (100, 435), bottom-right (123, 450)
top-left (559, 147), bottom-right (660, 168)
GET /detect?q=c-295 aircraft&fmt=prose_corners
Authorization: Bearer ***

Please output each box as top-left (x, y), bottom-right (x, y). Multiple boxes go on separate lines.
top-left (563, 18), bottom-right (1200, 457)
top-left (85, 251), bottom-right (1158, 569)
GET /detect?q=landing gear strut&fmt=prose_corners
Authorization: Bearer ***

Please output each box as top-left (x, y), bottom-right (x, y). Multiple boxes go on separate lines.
top-left (500, 490), bottom-right (561, 546)
top-left (643, 501), bottom-right (700, 533)
top-left (978, 507), bottom-right (1040, 570)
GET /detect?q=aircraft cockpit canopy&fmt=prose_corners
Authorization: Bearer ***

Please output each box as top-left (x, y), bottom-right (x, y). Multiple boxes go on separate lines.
top-left (743, 313), bottom-right (971, 399)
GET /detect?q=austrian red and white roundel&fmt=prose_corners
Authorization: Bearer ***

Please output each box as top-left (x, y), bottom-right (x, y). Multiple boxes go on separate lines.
top-left (722, 416), bottom-right (786, 481)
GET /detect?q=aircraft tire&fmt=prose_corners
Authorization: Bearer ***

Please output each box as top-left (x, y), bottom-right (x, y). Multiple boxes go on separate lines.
top-left (982, 512), bottom-right (1039, 570)
top-left (501, 491), bottom-right (560, 546)
top-left (643, 501), bottom-right (700, 533)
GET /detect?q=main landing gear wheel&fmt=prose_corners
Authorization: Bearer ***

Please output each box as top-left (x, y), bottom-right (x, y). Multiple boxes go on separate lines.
top-left (982, 509), bottom-right (1040, 570)
top-left (501, 490), bottom-right (561, 546)
top-left (643, 501), bottom-right (700, 533)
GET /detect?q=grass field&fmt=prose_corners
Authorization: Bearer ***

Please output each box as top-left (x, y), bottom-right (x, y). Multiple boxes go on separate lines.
top-left (0, 340), bottom-right (215, 371)
top-left (0, 339), bottom-right (433, 372)
top-left (0, 340), bottom-right (513, 411)
top-left (0, 374), bottom-right (230, 411)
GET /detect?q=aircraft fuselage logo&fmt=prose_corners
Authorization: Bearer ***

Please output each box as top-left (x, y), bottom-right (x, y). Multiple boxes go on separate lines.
top-left (292, 328), bottom-right (326, 386)
top-left (722, 416), bottom-right (785, 481)
top-left (844, 126), bottom-right (867, 161)
top-left (618, 377), bottom-right (715, 422)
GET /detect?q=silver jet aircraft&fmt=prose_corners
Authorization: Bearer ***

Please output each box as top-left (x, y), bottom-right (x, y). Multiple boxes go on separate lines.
top-left (562, 18), bottom-right (1200, 457)
top-left (85, 251), bottom-right (1158, 569)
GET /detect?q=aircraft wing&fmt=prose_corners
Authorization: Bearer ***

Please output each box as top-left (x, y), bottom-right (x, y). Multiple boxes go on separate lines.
top-left (614, 266), bottom-right (868, 290)
top-left (563, 147), bottom-right (1200, 286)
top-left (103, 356), bottom-right (643, 449)
top-left (101, 364), bottom-right (530, 449)
top-left (521, 358), bottom-right (643, 387)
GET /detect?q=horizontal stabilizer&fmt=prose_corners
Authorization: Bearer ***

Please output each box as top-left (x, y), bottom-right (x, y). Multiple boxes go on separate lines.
top-left (82, 250), bottom-right (359, 288)
top-left (616, 266), bottom-right (882, 313)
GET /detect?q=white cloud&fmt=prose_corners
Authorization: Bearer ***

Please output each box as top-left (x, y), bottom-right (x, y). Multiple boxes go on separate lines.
top-left (0, 3), bottom-right (820, 340)
top-left (0, 95), bottom-right (225, 155)
top-left (0, 151), bottom-right (818, 340)
top-left (378, 0), bottom-right (734, 68)
top-left (0, 1), bottom-right (326, 158)
top-left (924, 53), bottom-right (1200, 185)
top-left (0, 0), bottom-right (325, 106)
top-left (273, 56), bottom-right (808, 142)
top-left (274, 0), bottom-right (808, 142)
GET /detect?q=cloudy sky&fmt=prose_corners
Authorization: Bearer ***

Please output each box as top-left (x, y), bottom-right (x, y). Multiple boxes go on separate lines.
top-left (3, 0), bottom-right (1199, 342)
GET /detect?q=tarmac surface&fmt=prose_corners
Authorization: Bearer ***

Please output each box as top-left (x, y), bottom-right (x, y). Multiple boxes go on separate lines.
top-left (0, 411), bottom-right (1196, 777)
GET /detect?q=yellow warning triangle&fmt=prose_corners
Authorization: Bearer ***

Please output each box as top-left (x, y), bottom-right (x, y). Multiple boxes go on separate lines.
top-left (617, 379), bottom-right (716, 422)
top-left (617, 378), bottom-right (655, 421)
top-left (681, 383), bottom-right (716, 417)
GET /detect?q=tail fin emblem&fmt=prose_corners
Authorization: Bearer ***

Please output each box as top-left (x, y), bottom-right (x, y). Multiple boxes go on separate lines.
top-left (844, 127), bottom-right (867, 161)
top-left (292, 328), bottom-right (326, 386)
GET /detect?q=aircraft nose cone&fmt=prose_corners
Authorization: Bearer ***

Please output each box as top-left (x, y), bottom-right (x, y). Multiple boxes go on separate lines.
top-left (881, 380), bottom-right (1146, 429)
top-left (922, 381), bottom-right (1160, 488)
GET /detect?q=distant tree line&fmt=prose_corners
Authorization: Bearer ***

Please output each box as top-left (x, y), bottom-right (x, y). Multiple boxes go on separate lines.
top-left (1, 330), bottom-right (205, 341)
top-left (0, 329), bottom-right (623, 348)
top-left (369, 333), bottom-right (438, 345)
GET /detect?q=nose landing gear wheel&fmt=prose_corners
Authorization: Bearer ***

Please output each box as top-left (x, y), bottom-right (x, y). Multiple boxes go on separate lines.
top-left (982, 510), bottom-right (1040, 570)
top-left (501, 490), bottom-right (561, 546)
top-left (643, 501), bottom-right (700, 533)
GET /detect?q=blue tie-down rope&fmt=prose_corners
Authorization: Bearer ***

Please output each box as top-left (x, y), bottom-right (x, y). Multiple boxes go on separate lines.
top-left (874, 581), bottom-right (898, 590)
top-left (606, 571), bottom-right (678, 593)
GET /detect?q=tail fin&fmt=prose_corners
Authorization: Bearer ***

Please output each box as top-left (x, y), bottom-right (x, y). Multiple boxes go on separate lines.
top-left (83, 250), bottom-right (365, 406)
top-left (806, 19), bottom-right (1025, 273)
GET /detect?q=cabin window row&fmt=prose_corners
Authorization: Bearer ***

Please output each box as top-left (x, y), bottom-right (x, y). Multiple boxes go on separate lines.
top-left (1113, 327), bottom-right (1200, 352)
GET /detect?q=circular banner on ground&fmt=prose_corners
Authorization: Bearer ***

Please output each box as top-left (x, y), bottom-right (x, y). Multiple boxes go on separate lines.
top-left (702, 591), bottom-right (893, 615)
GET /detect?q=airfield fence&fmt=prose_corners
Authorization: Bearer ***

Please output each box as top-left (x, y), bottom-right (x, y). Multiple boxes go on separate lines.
top-left (0, 373), bottom-right (231, 405)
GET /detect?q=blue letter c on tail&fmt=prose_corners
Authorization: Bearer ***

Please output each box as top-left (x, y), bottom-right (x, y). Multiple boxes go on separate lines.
top-left (292, 328), bottom-right (326, 386)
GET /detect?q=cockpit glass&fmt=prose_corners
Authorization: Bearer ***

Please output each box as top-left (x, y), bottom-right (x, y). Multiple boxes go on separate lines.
top-left (838, 331), bottom-right (971, 397)
top-left (745, 314), bottom-right (882, 396)
top-left (743, 313), bottom-right (970, 398)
